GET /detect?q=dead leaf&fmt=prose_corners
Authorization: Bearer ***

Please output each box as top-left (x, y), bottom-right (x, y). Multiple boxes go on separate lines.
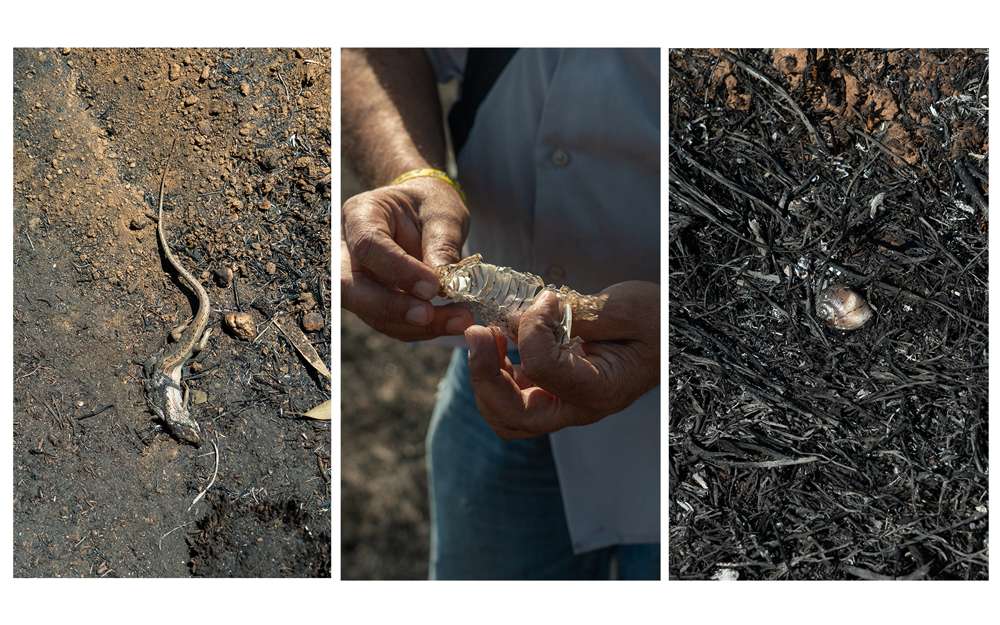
top-left (302, 399), bottom-right (331, 421)
top-left (274, 314), bottom-right (331, 379)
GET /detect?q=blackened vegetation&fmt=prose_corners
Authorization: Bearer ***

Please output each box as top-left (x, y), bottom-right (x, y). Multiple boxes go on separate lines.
top-left (669, 49), bottom-right (988, 580)
top-left (188, 498), bottom-right (331, 577)
top-left (13, 49), bottom-right (331, 577)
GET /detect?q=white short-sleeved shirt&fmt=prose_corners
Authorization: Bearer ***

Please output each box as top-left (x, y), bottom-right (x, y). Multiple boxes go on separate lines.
top-left (427, 48), bottom-right (660, 552)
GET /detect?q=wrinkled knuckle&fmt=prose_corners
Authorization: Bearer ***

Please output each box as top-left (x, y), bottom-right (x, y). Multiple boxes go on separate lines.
top-left (427, 210), bottom-right (467, 229)
top-left (350, 228), bottom-right (379, 264)
top-left (340, 196), bottom-right (357, 217)
top-left (428, 240), bottom-right (462, 266)
top-left (342, 193), bottom-right (361, 213)
top-left (341, 193), bottom-right (372, 227)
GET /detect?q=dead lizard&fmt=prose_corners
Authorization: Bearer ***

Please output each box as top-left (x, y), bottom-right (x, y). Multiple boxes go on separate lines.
top-left (143, 137), bottom-right (212, 446)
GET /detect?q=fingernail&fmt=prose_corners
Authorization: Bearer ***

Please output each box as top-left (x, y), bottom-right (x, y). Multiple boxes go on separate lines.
top-left (413, 280), bottom-right (438, 300)
top-left (445, 317), bottom-right (468, 335)
top-left (405, 304), bottom-right (430, 325)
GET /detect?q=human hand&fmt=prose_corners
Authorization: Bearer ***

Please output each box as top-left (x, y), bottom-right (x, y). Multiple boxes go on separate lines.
top-left (341, 177), bottom-right (474, 340)
top-left (465, 281), bottom-right (660, 439)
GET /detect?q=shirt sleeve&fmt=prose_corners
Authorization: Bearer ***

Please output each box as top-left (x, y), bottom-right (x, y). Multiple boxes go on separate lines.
top-left (424, 48), bottom-right (469, 83)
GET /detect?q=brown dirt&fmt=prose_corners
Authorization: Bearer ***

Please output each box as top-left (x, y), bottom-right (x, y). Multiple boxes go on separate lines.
top-left (764, 49), bottom-right (988, 166)
top-left (13, 48), bottom-right (332, 577)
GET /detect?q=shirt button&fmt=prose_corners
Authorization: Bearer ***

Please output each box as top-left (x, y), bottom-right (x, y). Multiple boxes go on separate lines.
top-left (545, 264), bottom-right (566, 284)
top-left (551, 148), bottom-right (570, 167)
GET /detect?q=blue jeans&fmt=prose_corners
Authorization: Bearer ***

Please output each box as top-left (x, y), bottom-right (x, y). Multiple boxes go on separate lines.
top-left (426, 348), bottom-right (660, 580)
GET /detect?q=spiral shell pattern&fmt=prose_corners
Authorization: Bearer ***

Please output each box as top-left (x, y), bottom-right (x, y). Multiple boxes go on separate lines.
top-left (816, 285), bottom-right (872, 331)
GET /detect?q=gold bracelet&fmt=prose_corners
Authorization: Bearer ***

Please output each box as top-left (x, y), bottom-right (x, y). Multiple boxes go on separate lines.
top-left (389, 168), bottom-right (466, 202)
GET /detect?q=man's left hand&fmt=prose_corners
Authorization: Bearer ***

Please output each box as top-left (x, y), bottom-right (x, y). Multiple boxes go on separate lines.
top-left (465, 281), bottom-right (660, 440)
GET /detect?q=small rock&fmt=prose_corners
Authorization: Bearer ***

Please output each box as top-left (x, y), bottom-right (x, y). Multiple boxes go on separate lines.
top-left (200, 65), bottom-right (211, 81)
top-left (191, 390), bottom-right (208, 405)
top-left (197, 120), bottom-right (211, 135)
top-left (224, 311), bottom-right (256, 341)
top-left (52, 129), bottom-right (62, 140)
top-left (302, 311), bottom-right (324, 333)
top-left (183, 95), bottom-right (200, 107)
top-left (190, 361), bottom-right (205, 373)
top-left (264, 261), bottom-right (277, 274)
top-left (299, 291), bottom-right (316, 309)
top-left (128, 217), bottom-right (147, 231)
top-left (169, 63), bottom-right (182, 81)
top-left (240, 81), bottom-right (251, 96)
top-left (214, 266), bottom-right (234, 288)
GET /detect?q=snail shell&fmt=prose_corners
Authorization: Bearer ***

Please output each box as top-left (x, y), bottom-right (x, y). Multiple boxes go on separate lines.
top-left (816, 285), bottom-right (872, 331)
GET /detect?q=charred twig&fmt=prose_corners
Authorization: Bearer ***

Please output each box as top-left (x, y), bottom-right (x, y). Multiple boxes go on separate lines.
top-left (76, 404), bottom-right (114, 421)
top-left (720, 50), bottom-right (826, 154)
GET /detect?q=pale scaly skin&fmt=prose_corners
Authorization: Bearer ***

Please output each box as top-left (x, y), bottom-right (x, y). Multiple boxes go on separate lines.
top-left (435, 254), bottom-right (607, 345)
top-left (143, 137), bottom-right (211, 446)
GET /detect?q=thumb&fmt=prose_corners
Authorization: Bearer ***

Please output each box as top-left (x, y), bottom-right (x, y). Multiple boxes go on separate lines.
top-left (517, 292), bottom-right (604, 400)
top-left (421, 212), bottom-right (466, 269)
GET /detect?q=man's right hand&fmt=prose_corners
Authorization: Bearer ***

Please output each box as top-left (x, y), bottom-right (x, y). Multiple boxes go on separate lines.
top-left (341, 176), bottom-right (474, 341)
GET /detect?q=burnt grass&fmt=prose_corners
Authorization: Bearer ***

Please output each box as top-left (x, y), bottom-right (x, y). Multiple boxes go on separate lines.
top-left (668, 49), bottom-right (988, 580)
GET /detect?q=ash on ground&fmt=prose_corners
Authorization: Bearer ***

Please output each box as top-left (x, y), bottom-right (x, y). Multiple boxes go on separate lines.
top-left (13, 48), bottom-right (332, 577)
top-left (669, 49), bottom-right (987, 580)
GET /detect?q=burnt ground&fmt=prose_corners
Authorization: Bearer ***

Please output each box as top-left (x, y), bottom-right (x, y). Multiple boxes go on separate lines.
top-left (13, 48), bottom-right (332, 577)
top-left (339, 164), bottom-right (454, 580)
top-left (668, 49), bottom-right (988, 580)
